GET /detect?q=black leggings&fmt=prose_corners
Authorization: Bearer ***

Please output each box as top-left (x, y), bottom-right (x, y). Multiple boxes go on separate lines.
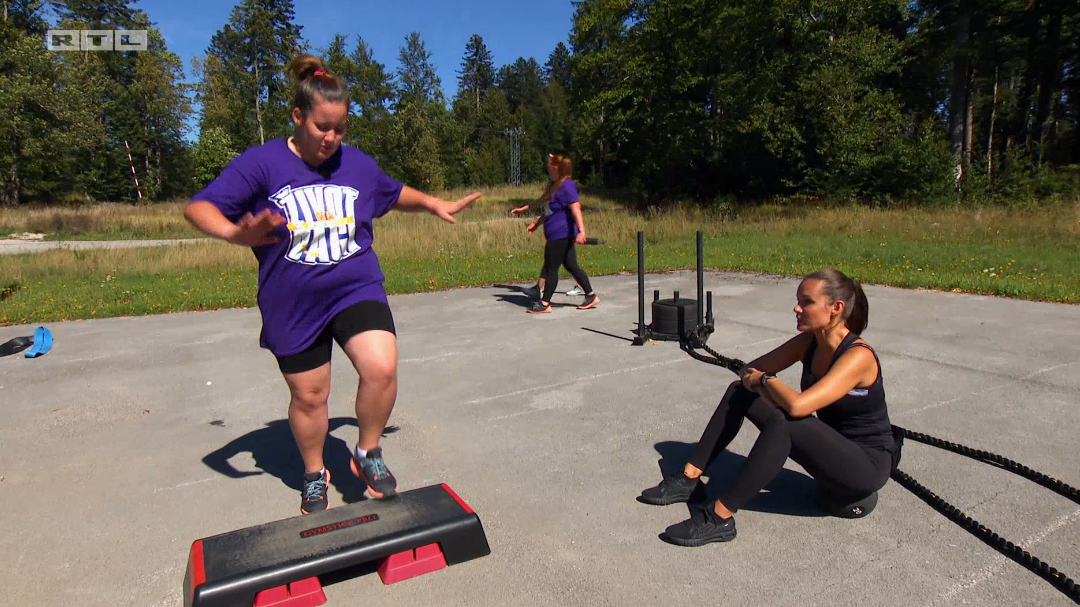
top-left (689, 381), bottom-right (893, 511)
top-left (541, 238), bottom-right (592, 302)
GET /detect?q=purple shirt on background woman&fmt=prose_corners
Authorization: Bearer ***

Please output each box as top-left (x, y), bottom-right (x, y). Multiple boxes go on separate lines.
top-left (192, 137), bottom-right (403, 357)
top-left (541, 179), bottom-right (580, 241)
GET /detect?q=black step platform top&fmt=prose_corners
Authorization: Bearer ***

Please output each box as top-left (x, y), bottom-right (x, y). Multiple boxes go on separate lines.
top-left (185, 484), bottom-right (489, 607)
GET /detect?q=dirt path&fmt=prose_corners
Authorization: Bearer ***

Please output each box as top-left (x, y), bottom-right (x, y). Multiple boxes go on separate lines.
top-left (0, 238), bottom-right (212, 255)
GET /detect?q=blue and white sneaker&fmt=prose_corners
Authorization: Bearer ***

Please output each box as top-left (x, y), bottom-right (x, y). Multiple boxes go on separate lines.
top-left (300, 468), bottom-right (330, 514)
top-left (350, 447), bottom-right (398, 499)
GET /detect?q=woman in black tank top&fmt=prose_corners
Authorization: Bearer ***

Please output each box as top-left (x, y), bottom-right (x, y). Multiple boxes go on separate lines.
top-left (639, 269), bottom-right (898, 547)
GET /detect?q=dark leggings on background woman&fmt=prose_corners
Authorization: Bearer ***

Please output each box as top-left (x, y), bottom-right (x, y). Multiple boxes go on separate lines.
top-left (541, 237), bottom-right (592, 302)
top-left (691, 382), bottom-right (893, 510)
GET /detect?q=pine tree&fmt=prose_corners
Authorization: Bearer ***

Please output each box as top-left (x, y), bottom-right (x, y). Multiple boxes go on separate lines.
top-left (495, 57), bottom-right (544, 114)
top-left (49, 0), bottom-right (137, 27)
top-left (544, 41), bottom-right (571, 90)
top-left (129, 14), bottom-right (193, 200)
top-left (202, 0), bottom-right (305, 149)
top-left (45, 0), bottom-right (145, 200)
top-left (322, 34), bottom-right (396, 162)
top-left (456, 34), bottom-right (495, 112)
top-left (396, 31), bottom-right (442, 108)
top-left (349, 36), bottom-right (396, 163)
top-left (3, 0), bottom-right (48, 35)
top-left (0, 18), bottom-right (100, 204)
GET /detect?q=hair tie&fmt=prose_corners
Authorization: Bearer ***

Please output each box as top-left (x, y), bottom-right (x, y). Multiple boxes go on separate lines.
top-left (313, 69), bottom-right (327, 77)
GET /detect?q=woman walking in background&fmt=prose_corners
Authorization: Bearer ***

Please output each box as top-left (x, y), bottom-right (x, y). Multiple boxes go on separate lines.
top-left (524, 154), bottom-right (599, 314)
top-left (511, 153), bottom-right (584, 301)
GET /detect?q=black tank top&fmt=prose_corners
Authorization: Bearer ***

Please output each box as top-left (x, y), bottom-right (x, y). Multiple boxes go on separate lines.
top-left (800, 332), bottom-right (895, 452)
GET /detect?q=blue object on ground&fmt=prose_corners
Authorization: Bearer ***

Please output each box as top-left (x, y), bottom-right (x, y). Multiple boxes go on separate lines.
top-left (24, 326), bottom-right (52, 358)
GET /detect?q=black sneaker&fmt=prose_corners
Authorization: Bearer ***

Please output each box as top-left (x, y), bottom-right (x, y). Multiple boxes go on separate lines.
top-left (661, 502), bottom-right (737, 547)
top-left (350, 446), bottom-right (398, 499)
top-left (300, 468), bottom-right (330, 514)
top-left (526, 301), bottom-right (551, 314)
top-left (638, 472), bottom-right (705, 505)
top-left (577, 294), bottom-right (599, 310)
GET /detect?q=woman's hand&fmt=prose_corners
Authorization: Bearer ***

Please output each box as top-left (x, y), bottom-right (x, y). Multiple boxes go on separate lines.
top-left (568, 202), bottom-right (587, 245)
top-left (227, 209), bottom-right (286, 247)
top-left (394, 187), bottom-right (482, 222)
top-left (510, 205), bottom-right (529, 216)
top-left (430, 193), bottom-right (483, 223)
top-left (741, 367), bottom-right (766, 392)
top-left (185, 201), bottom-right (284, 247)
top-left (527, 222), bottom-right (538, 235)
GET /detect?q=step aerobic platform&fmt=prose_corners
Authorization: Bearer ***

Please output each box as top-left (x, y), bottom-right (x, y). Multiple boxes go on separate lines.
top-left (184, 484), bottom-right (490, 607)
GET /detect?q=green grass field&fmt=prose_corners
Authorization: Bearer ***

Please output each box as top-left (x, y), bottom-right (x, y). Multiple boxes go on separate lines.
top-left (2, 184), bottom-right (1078, 326)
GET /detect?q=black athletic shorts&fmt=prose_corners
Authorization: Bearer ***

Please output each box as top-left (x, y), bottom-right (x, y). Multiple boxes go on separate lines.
top-left (275, 300), bottom-right (396, 375)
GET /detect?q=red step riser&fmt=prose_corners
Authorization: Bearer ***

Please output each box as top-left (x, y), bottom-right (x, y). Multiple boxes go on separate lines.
top-left (377, 543), bottom-right (448, 585)
top-left (253, 577), bottom-right (326, 607)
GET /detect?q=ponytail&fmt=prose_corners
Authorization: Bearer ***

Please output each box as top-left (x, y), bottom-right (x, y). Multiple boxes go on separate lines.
top-left (285, 53), bottom-right (350, 115)
top-left (847, 279), bottom-right (868, 334)
top-left (803, 268), bottom-right (869, 334)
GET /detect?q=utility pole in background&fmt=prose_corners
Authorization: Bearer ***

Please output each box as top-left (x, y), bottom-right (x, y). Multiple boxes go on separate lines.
top-left (505, 127), bottom-right (523, 185)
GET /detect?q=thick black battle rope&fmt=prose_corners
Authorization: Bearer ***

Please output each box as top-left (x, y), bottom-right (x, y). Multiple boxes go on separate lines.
top-left (678, 329), bottom-right (1080, 604)
top-left (897, 427), bottom-right (1080, 505)
top-left (681, 325), bottom-right (746, 373)
top-left (891, 462), bottom-right (1079, 603)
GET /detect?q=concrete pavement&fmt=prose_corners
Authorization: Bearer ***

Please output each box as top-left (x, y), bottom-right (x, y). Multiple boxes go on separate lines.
top-left (1, 270), bottom-right (1078, 607)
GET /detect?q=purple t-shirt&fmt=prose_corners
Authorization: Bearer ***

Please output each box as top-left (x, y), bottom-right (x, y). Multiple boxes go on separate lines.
top-left (541, 179), bottom-right (580, 241)
top-left (192, 138), bottom-right (404, 356)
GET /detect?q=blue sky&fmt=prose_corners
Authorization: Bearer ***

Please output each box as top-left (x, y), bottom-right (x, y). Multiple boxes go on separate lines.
top-left (139, 0), bottom-right (578, 102)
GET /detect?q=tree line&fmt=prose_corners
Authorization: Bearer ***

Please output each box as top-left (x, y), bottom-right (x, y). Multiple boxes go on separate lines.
top-left (1, 0), bottom-right (1077, 208)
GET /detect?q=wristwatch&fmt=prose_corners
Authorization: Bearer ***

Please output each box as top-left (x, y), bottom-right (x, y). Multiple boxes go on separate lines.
top-left (760, 373), bottom-right (776, 388)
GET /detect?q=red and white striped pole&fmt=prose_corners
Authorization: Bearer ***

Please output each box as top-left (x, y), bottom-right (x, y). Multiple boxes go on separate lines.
top-left (124, 140), bottom-right (143, 202)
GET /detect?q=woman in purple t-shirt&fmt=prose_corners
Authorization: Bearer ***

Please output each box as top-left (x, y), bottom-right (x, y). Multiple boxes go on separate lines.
top-left (184, 54), bottom-right (481, 515)
top-left (509, 153), bottom-right (585, 300)
top-left (525, 154), bottom-right (599, 313)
